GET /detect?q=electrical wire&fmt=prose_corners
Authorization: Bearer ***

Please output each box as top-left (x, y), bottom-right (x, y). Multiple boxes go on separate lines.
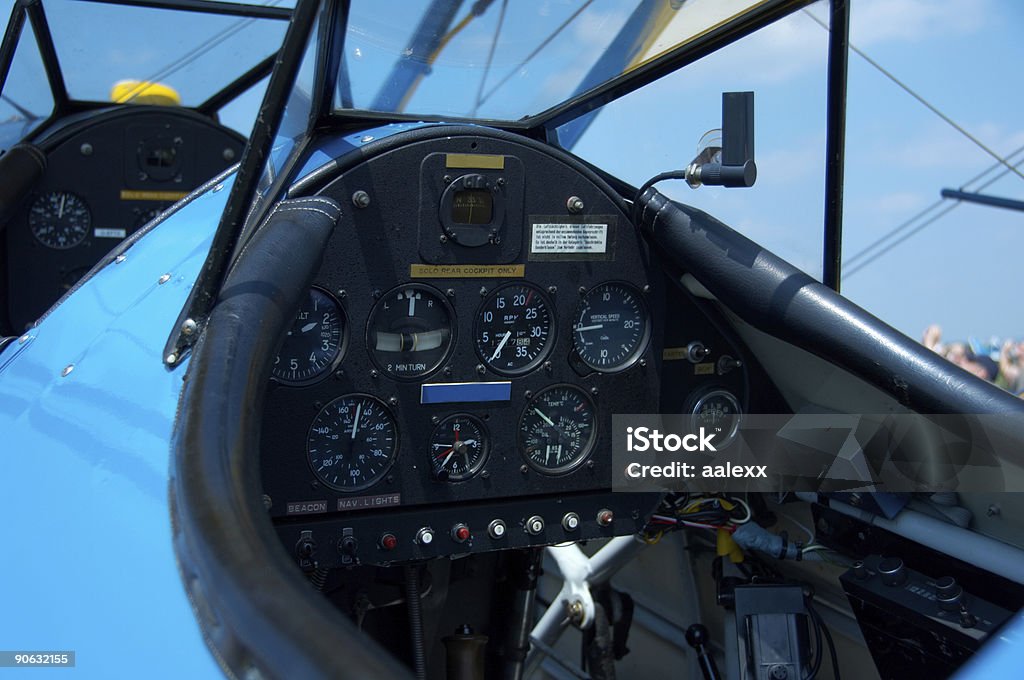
top-left (807, 601), bottom-right (840, 680)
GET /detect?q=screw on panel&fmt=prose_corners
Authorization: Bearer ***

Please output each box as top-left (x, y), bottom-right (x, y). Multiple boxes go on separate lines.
top-left (642, 284), bottom-right (650, 294)
top-left (443, 367), bottom-right (452, 377)
top-left (524, 390), bottom-right (532, 399)
top-left (80, 143), bottom-right (93, 156)
top-left (19, 334), bottom-right (30, 344)
top-left (578, 286), bottom-right (587, 296)
top-left (520, 465), bottom-right (529, 474)
top-left (543, 361), bottom-right (552, 374)
top-left (181, 318), bottom-right (198, 336)
top-left (496, 177), bottom-right (505, 186)
top-left (639, 358), bottom-right (647, 368)
top-left (388, 396), bottom-right (399, 407)
top-left (213, 183), bottom-right (224, 193)
top-left (115, 254), bottom-right (126, 264)
top-left (262, 495), bottom-right (272, 510)
top-left (352, 190), bottom-right (371, 209)
top-left (158, 273), bottom-right (172, 285)
top-left (476, 364), bottom-right (486, 375)
top-left (372, 290), bottom-right (381, 299)
top-left (987, 504), bottom-right (1001, 517)
top-left (479, 287), bottom-right (488, 297)
top-left (431, 415), bottom-right (440, 425)
top-left (360, 135), bottom-right (375, 143)
top-left (166, 353), bottom-right (178, 365)
top-left (443, 175), bottom-right (452, 184)
top-left (337, 289), bottom-right (346, 298)
top-left (547, 286), bottom-right (557, 295)
top-left (446, 288), bottom-right (456, 298)
top-left (590, 387), bottom-right (599, 396)
top-left (61, 364), bottom-right (74, 377)
top-left (223, 148), bottom-right (236, 162)
top-left (370, 369), bottom-right (379, 379)
top-left (439, 234), bottom-right (449, 244)
top-left (566, 196), bottom-right (585, 214)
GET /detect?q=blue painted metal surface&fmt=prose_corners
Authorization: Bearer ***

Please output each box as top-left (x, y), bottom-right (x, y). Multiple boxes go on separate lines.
top-left (0, 178), bottom-right (234, 679)
top-left (0, 121), bottom-right (425, 678)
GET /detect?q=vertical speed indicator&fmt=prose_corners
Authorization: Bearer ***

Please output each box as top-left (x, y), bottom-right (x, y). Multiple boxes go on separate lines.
top-left (573, 282), bottom-right (650, 372)
top-left (475, 283), bottom-right (554, 375)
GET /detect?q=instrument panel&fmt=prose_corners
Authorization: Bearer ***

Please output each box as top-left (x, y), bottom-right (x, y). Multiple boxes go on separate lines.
top-left (3, 108), bottom-right (244, 332)
top-left (261, 129), bottom-right (743, 567)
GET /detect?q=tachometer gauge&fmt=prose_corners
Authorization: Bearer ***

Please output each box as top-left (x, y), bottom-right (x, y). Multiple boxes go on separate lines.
top-left (272, 287), bottom-right (346, 386)
top-left (367, 284), bottom-right (455, 380)
top-left (429, 414), bottom-right (489, 481)
top-left (690, 389), bottom-right (742, 449)
top-left (519, 385), bottom-right (596, 474)
top-left (573, 282), bottom-right (650, 372)
top-left (307, 395), bottom-right (398, 492)
top-left (475, 283), bottom-right (554, 375)
top-left (29, 191), bottom-right (91, 249)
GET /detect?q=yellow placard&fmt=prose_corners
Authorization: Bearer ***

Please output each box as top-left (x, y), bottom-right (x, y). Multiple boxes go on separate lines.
top-left (120, 190), bottom-right (189, 202)
top-left (662, 347), bottom-right (687, 361)
top-left (445, 154), bottom-right (505, 170)
top-left (695, 363), bottom-right (715, 375)
top-left (410, 264), bottom-right (525, 279)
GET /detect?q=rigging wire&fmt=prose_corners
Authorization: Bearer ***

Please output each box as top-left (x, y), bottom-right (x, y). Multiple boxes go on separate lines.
top-left (803, 9), bottom-right (1024, 183)
top-left (118, 0), bottom-right (285, 106)
top-left (476, 0), bottom-right (594, 108)
top-left (471, 0), bottom-right (508, 116)
top-left (844, 147), bottom-right (1024, 278)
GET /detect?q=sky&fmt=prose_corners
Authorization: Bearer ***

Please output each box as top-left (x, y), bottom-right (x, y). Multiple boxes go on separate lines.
top-left (2, 0), bottom-right (1021, 349)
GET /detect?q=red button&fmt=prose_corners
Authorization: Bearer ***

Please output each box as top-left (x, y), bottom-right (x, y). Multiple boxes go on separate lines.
top-left (453, 525), bottom-right (471, 542)
top-left (380, 533), bottom-right (398, 550)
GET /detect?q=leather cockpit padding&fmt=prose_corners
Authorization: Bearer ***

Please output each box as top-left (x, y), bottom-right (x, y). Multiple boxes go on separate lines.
top-left (0, 143), bottom-right (46, 232)
top-left (170, 196), bottom-right (410, 679)
top-left (638, 188), bottom-right (1024, 416)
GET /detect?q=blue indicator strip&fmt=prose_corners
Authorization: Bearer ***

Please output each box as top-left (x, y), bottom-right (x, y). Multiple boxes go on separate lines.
top-left (420, 381), bottom-right (512, 404)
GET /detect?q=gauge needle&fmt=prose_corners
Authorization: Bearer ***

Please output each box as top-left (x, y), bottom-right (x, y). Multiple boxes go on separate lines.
top-left (350, 402), bottom-right (362, 440)
top-left (490, 331), bottom-right (512, 361)
top-left (533, 408), bottom-right (555, 427)
top-left (438, 449), bottom-right (455, 469)
top-left (59, 194), bottom-right (66, 219)
top-left (575, 324), bottom-right (604, 332)
top-left (300, 322), bottom-right (317, 333)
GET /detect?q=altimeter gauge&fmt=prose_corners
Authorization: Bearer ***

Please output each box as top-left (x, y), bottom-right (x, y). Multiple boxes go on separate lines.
top-left (307, 395), bottom-right (398, 492)
top-left (429, 414), bottom-right (489, 481)
top-left (29, 191), bottom-right (91, 249)
top-left (518, 385), bottom-right (597, 474)
top-left (272, 287), bottom-right (346, 386)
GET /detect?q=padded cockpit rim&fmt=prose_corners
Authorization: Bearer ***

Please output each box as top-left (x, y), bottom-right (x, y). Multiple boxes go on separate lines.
top-left (169, 195), bottom-right (410, 679)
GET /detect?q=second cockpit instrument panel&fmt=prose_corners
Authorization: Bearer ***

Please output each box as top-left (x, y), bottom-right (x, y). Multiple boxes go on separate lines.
top-left (260, 130), bottom-right (665, 566)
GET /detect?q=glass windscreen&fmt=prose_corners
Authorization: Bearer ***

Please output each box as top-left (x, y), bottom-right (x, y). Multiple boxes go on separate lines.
top-left (337, 0), bottom-right (769, 121)
top-left (41, 0), bottom-right (288, 107)
top-left (0, 10), bottom-right (53, 152)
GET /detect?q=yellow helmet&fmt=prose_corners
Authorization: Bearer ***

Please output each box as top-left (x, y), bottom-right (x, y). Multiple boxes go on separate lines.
top-left (110, 80), bottom-right (181, 106)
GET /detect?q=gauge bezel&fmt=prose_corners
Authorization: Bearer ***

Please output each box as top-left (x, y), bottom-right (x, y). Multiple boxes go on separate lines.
top-left (429, 413), bottom-right (490, 482)
top-left (474, 281), bottom-right (556, 377)
top-left (365, 282), bottom-right (457, 381)
top-left (306, 393), bottom-right (400, 493)
top-left (518, 384), bottom-right (598, 476)
top-left (572, 280), bottom-right (651, 373)
top-left (28, 190), bottom-right (92, 250)
top-left (689, 389), bottom-right (742, 449)
top-left (271, 286), bottom-right (349, 387)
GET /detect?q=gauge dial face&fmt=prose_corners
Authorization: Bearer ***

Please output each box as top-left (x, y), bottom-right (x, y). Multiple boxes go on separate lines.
top-left (690, 390), bottom-right (742, 449)
top-left (307, 395), bottom-right (398, 492)
top-left (29, 191), bottom-right (91, 249)
top-left (573, 282), bottom-right (650, 372)
top-left (519, 385), bottom-right (597, 474)
top-left (272, 287), bottom-right (346, 386)
top-left (475, 283), bottom-right (554, 375)
top-left (429, 414), bottom-right (489, 482)
top-left (367, 284), bottom-right (455, 380)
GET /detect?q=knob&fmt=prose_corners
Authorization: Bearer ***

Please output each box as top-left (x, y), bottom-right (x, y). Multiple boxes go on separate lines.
top-left (935, 577), bottom-right (964, 612)
top-left (525, 516), bottom-right (545, 536)
top-left (878, 557), bottom-right (907, 587)
top-left (852, 560), bottom-right (868, 580)
top-left (596, 509), bottom-right (614, 527)
top-left (561, 512), bottom-right (580, 532)
top-left (451, 524), bottom-right (471, 543)
top-left (379, 533), bottom-right (398, 551)
top-left (487, 519), bottom-right (507, 539)
top-left (415, 527), bottom-right (435, 545)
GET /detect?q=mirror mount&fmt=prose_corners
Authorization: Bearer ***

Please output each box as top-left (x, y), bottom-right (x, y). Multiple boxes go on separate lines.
top-left (685, 91), bottom-right (756, 189)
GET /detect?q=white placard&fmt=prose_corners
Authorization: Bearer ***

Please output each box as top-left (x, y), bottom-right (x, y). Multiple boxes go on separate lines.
top-left (531, 222), bottom-right (608, 254)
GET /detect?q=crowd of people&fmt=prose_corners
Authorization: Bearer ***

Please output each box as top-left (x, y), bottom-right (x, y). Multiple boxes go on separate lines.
top-left (922, 325), bottom-right (1024, 397)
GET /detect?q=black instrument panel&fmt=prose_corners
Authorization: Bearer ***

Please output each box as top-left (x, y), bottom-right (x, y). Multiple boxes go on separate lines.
top-left (260, 129), bottom-right (756, 567)
top-left (3, 108), bottom-right (244, 332)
